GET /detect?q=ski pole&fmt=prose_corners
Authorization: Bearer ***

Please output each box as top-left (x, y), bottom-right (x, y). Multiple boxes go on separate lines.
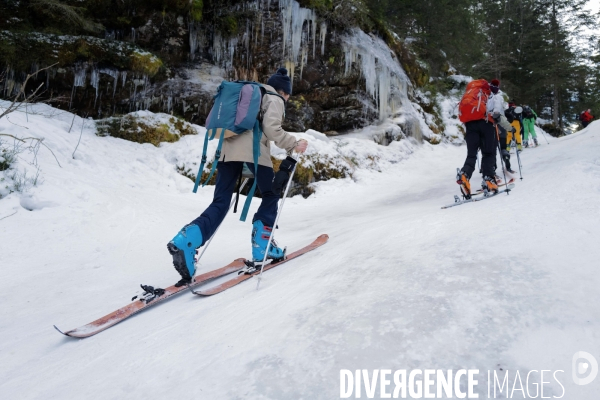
top-left (256, 154), bottom-right (298, 290)
top-left (495, 124), bottom-right (509, 195)
top-left (512, 140), bottom-right (523, 180)
top-left (476, 151), bottom-right (480, 172)
top-left (194, 178), bottom-right (249, 272)
top-left (538, 125), bottom-right (550, 144)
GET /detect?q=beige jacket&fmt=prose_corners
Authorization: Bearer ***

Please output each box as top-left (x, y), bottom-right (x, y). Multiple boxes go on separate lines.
top-left (218, 84), bottom-right (298, 168)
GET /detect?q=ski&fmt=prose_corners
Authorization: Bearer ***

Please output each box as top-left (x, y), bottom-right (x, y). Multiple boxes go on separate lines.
top-left (54, 259), bottom-right (246, 338)
top-left (191, 234), bottom-right (329, 296)
top-left (474, 178), bottom-right (515, 194)
top-left (441, 184), bottom-right (515, 209)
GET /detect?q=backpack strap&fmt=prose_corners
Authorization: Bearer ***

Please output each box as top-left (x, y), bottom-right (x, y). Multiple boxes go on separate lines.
top-left (202, 128), bottom-right (226, 187)
top-left (192, 129), bottom-right (211, 193)
top-left (265, 90), bottom-right (285, 102)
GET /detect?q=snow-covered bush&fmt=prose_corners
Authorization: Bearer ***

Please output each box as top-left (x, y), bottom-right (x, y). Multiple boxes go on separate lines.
top-left (0, 137), bottom-right (42, 199)
top-left (0, 138), bottom-right (17, 172)
top-left (96, 111), bottom-right (197, 146)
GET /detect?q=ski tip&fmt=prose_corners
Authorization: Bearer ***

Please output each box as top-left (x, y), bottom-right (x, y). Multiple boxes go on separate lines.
top-left (53, 325), bottom-right (68, 336)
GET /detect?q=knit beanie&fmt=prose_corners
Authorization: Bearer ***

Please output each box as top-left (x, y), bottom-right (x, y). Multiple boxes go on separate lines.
top-left (490, 79), bottom-right (500, 94)
top-left (267, 68), bottom-right (292, 95)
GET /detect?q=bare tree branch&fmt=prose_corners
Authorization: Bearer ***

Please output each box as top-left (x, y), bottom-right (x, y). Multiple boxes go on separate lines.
top-left (0, 133), bottom-right (62, 168)
top-left (72, 113), bottom-right (88, 159)
top-left (0, 211), bottom-right (18, 221)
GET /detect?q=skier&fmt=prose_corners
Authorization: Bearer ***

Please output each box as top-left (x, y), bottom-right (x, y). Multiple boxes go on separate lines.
top-left (457, 79), bottom-right (514, 198)
top-left (505, 100), bottom-right (523, 152)
top-left (522, 105), bottom-right (538, 147)
top-left (579, 109), bottom-right (594, 128)
top-left (167, 68), bottom-right (308, 284)
top-left (496, 125), bottom-right (515, 174)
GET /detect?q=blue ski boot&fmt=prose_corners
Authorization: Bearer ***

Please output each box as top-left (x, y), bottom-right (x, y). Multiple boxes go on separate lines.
top-left (251, 220), bottom-right (286, 263)
top-left (167, 224), bottom-right (203, 285)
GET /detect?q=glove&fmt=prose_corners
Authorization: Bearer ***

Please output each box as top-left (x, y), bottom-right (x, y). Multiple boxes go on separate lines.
top-left (510, 127), bottom-right (516, 134)
top-left (492, 112), bottom-right (501, 122)
top-left (272, 156), bottom-right (297, 196)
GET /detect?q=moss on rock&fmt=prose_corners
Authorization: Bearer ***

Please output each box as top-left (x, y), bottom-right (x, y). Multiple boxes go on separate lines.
top-left (130, 51), bottom-right (163, 77)
top-left (96, 113), bottom-right (196, 146)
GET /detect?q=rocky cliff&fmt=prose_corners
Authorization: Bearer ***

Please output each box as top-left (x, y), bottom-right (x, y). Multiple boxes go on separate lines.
top-left (1, 0), bottom-right (432, 138)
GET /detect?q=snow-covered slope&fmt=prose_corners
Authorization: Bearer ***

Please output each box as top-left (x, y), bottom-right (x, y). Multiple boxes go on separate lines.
top-left (1, 105), bottom-right (599, 399)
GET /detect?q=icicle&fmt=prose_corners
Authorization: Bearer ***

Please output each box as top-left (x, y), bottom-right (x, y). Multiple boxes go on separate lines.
top-left (73, 66), bottom-right (87, 87)
top-left (320, 22), bottom-right (327, 55)
top-left (244, 21), bottom-right (250, 54)
top-left (70, 64), bottom-right (87, 109)
top-left (131, 28), bottom-right (136, 42)
top-left (12, 82), bottom-right (22, 96)
top-left (90, 68), bottom-right (100, 108)
top-left (213, 33), bottom-right (223, 65)
top-left (300, 46), bottom-right (306, 79)
top-left (31, 63), bottom-right (39, 80)
top-left (240, 23), bottom-right (248, 69)
top-left (285, 60), bottom-right (295, 82)
top-left (255, 15), bottom-right (260, 48)
top-left (228, 37), bottom-right (238, 69)
top-left (100, 69), bottom-right (119, 97)
top-left (121, 71), bottom-right (127, 88)
top-left (311, 15), bottom-right (316, 59)
top-left (189, 22), bottom-right (198, 57)
top-left (90, 69), bottom-right (100, 98)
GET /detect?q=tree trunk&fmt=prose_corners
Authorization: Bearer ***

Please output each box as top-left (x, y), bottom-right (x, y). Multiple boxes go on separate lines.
top-left (553, 83), bottom-right (560, 126)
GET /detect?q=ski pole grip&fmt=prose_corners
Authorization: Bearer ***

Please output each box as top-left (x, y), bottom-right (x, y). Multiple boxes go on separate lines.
top-left (272, 156), bottom-right (297, 196)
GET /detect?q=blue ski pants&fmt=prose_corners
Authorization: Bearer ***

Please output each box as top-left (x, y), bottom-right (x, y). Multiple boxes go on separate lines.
top-left (190, 161), bottom-right (278, 246)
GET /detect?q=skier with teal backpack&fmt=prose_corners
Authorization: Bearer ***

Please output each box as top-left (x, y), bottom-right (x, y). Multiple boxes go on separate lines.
top-left (167, 68), bottom-right (308, 285)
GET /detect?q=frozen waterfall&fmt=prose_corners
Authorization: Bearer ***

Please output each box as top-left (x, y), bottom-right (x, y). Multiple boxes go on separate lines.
top-left (342, 28), bottom-right (411, 121)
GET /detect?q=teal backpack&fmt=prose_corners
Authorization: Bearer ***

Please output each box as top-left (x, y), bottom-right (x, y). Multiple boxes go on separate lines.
top-left (193, 80), bottom-right (279, 221)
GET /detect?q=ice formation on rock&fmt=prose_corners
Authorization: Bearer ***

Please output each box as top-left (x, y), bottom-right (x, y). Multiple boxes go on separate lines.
top-left (342, 28), bottom-right (411, 121)
top-left (279, 0), bottom-right (318, 82)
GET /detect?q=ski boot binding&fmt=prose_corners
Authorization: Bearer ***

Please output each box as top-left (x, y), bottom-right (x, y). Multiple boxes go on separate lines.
top-left (482, 176), bottom-right (499, 196)
top-left (456, 168), bottom-right (471, 199)
top-left (132, 284), bottom-right (166, 304)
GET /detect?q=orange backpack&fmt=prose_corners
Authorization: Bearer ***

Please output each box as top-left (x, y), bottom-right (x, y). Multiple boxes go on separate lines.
top-left (458, 79), bottom-right (491, 123)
